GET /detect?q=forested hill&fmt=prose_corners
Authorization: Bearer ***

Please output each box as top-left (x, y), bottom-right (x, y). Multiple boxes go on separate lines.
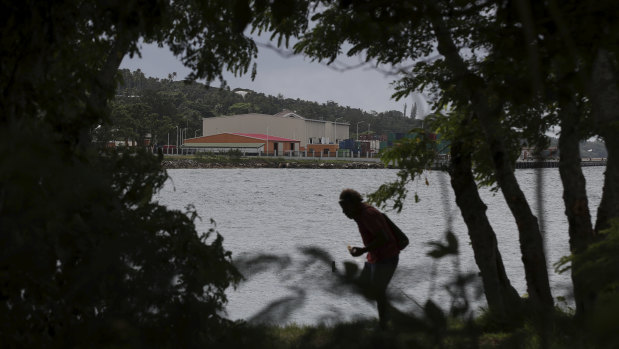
top-left (106, 69), bottom-right (418, 147)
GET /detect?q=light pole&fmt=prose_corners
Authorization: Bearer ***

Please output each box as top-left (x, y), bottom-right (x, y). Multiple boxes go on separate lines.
top-left (356, 121), bottom-right (364, 141)
top-left (266, 126), bottom-right (269, 156)
top-left (368, 123), bottom-right (371, 158)
top-left (175, 126), bottom-right (179, 154)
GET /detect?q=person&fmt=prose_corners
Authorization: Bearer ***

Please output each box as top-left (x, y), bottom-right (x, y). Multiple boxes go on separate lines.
top-left (339, 188), bottom-right (399, 329)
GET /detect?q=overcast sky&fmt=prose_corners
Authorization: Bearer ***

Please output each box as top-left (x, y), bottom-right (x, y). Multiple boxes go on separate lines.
top-left (120, 40), bottom-right (424, 114)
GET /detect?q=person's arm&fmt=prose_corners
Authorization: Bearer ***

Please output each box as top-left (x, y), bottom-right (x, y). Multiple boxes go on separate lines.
top-left (349, 212), bottom-right (392, 256)
top-left (351, 232), bottom-right (388, 256)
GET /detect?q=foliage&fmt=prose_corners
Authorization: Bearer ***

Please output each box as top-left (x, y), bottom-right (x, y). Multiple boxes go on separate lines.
top-left (555, 220), bottom-right (619, 346)
top-left (226, 148), bottom-right (244, 159)
top-left (1, 0), bottom-right (268, 347)
top-left (368, 126), bottom-right (440, 212)
top-left (259, 0), bottom-right (541, 195)
top-left (0, 120), bottom-right (242, 347)
top-left (228, 102), bottom-right (258, 115)
top-left (231, 241), bottom-right (485, 349)
top-left (219, 315), bottom-right (605, 349)
top-left (368, 105), bottom-right (516, 213)
top-left (226, 240), bottom-right (603, 349)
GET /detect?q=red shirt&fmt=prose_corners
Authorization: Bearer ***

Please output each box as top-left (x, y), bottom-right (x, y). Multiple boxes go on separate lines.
top-left (354, 203), bottom-right (400, 263)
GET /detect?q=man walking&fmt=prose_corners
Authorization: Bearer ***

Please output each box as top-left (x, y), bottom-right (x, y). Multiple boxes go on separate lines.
top-left (339, 188), bottom-right (399, 329)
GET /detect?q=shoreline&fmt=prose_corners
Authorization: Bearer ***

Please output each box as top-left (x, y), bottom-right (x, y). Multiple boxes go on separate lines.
top-left (161, 157), bottom-right (387, 169)
top-left (161, 157), bottom-right (607, 170)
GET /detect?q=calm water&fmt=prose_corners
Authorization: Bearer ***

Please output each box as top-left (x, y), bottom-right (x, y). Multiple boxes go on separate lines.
top-left (154, 167), bottom-right (605, 325)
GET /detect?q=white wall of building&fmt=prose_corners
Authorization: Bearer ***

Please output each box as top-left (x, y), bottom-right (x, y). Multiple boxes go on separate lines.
top-left (203, 112), bottom-right (350, 147)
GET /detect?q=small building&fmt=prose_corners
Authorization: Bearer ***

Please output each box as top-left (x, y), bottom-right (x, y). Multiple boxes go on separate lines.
top-left (183, 133), bottom-right (300, 155)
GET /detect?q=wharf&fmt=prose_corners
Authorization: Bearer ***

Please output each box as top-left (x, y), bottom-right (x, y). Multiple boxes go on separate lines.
top-left (514, 159), bottom-right (607, 169)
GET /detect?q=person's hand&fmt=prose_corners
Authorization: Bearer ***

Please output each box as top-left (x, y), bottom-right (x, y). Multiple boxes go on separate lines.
top-left (348, 246), bottom-right (366, 257)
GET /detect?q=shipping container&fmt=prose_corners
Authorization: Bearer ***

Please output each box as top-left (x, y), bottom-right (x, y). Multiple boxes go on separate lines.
top-left (360, 142), bottom-right (370, 153)
top-left (339, 139), bottom-right (353, 150)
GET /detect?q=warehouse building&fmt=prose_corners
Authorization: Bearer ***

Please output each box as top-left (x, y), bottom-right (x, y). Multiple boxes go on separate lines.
top-left (202, 110), bottom-right (349, 150)
top-left (183, 133), bottom-right (300, 155)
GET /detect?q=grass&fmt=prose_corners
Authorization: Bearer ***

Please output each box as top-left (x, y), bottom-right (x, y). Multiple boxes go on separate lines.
top-left (222, 320), bottom-right (416, 349)
top-left (214, 308), bottom-right (615, 349)
top-left (221, 318), bottom-right (482, 349)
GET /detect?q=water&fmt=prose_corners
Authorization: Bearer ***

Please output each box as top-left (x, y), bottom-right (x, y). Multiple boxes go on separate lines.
top-left (154, 167), bottom-right (605, 325)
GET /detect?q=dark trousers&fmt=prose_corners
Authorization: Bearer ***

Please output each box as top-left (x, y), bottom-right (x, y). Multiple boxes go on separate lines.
top-left (359, 255), bottom-right (398, 326)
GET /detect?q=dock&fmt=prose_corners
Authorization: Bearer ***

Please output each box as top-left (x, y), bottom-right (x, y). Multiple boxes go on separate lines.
top-left (514, 159), bottom-right (607, 169)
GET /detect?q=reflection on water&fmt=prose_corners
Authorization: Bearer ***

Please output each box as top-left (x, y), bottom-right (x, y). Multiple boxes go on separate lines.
top-left (154, 167), bottom-right (604, 325)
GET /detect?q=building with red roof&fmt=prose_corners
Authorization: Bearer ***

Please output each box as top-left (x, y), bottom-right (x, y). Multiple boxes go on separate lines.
top-left (183, 132), bottom-right (300, 155)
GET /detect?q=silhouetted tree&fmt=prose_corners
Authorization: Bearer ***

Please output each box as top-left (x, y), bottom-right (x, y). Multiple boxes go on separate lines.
top-left (257, 0), bottom-right (619, 324)
top-left (0, 0), bottom-right (262, 347)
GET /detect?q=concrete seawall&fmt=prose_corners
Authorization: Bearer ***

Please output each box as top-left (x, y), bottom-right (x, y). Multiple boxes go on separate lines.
top-left (162, 157), bottom-right (607, 170)
top-left (161, 158), bottom-right (386, 169)
top-left (514, 160), bottom-right (607, 169)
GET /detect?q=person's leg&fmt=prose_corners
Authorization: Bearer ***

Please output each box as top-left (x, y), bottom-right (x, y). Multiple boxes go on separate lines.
top-left (358, 262), bottom-right (373, 300)
top-left (372, 257), bottom-right (398, 328)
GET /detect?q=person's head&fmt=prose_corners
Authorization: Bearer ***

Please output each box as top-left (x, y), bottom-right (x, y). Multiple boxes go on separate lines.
top-left (339, 189), bottom-right (363, 219)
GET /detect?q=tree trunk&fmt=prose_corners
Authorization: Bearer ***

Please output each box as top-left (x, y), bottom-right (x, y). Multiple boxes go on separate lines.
top-left (449, 131), bottom-right (521, 318)
top-left (596, 136), bottom-right (619, 232)
top-left (589, 49), bottom-right (619, 233)
top-left (428, 9), bottom-right (554, 308)
top-left (557, 97), bottom-right (596, 318)
top-left (484, 135), bottom-right (553, 308)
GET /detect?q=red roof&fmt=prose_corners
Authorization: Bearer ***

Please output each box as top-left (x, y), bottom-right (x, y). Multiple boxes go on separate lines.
top-left (231, 133), bottom-right (299, 142)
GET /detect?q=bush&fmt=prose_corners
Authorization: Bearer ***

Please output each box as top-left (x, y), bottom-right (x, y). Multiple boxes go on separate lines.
top-left (226, 149), bottom-right (243, 159)
top-left (0, 122), bottom-right (241, 348)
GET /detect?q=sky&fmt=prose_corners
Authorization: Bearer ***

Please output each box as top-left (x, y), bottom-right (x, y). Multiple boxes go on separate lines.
top-left (120, 39), bottom-right (430, 115)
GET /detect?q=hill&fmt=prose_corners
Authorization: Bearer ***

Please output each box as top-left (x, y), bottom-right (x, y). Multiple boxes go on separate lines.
top-left (100, 69), bottom-right (418, 147)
